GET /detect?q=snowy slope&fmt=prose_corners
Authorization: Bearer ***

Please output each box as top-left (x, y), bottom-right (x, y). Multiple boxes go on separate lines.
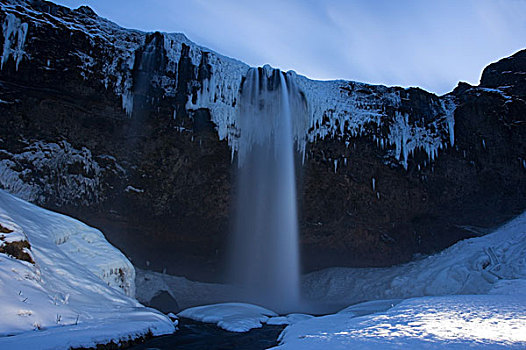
top-left (303, 210), bottom-right (526, 305)
top-left (0, 189), bottom-right (174, 349)
top-left (272, 212), bottom-right (526, 349)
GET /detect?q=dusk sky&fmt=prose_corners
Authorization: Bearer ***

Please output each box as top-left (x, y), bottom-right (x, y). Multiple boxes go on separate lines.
top-left (53, 0), bottom-right (526, 95)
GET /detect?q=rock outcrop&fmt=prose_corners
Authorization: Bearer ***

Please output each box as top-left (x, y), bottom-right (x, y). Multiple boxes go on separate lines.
top-left (0, 0), bottom-right (524, 280)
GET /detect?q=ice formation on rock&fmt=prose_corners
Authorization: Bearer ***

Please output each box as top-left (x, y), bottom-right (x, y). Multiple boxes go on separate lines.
top-left (0, 0), bottom-right (458, 170)
top-left (1, 13), bottom-right (28, 70)
top-left (0, 141), bottom-right (118, 206)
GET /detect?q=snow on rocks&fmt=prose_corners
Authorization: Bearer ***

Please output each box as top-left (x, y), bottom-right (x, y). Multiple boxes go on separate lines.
top-left (189, 61), bottom-right (458, 168)
top-left (183, 41), bottom-right (249, 147)
top-left (0, 189), bottom-right (174, 349)
top-left (0, 140), bottom-right (103, 206)
top-left (488, 279), bottom-right (526, 296)
top-left (190, 60), bottom-right (457, 169)
top-left (178, 303), bottom-right (278, 332)
top-left (135, 268), bottom-right (237, 311)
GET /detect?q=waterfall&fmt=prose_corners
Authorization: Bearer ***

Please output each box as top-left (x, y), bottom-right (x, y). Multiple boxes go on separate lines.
top-left (230, 66), bottom-right (306, 312)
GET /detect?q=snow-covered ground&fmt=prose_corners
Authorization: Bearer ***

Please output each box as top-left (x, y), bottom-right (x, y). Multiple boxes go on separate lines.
top-left (0, 189), bottom-right (175, 350)
top-left (274, 292), bottom-right (526, 349)
top-left (275, 212), bottom-right (526, 349)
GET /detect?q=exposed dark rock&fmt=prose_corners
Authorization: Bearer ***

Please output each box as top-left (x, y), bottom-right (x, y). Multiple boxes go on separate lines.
top-left (0, 239), bottom-right (34, 263)
top-left (0, 223), bottom-right (34, 264)
top-left (0, 0), bottom-right (524, 280)
top-left (147, 290), bottom-right (180, 314)
top-left (0, 223), bottom-right (12, 233)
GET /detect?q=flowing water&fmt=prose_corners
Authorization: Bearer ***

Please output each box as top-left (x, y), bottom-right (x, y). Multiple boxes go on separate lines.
top-left (229, 66), bottom-right (307, 313)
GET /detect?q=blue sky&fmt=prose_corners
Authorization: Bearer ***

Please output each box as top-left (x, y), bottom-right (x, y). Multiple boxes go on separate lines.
top-left (53, 0), bottom-right (526, 95)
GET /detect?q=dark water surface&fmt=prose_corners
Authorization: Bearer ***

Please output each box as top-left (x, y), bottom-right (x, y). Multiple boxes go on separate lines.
top-left (130, 318), bottom-right (286, 350)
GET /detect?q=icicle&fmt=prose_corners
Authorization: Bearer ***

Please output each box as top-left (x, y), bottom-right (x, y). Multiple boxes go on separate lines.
top-left (441, 97), bottom-right (456, 146)
top-left (1, 13), bottom-right (29, 71)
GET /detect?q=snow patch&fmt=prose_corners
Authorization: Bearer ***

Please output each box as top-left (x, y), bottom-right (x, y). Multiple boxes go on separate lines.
top-left (124, 185), bottom-right (144, 194)
top-left (135, 268), bottom-right (236, 311)
top-left (178, 303), bottom-right (277, 332)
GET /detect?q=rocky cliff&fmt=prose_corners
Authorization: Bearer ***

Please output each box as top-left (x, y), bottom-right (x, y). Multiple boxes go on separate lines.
top-left (0, 0), bottom-right (524, 280)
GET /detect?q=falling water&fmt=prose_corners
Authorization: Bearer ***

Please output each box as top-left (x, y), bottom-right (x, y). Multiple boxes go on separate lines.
top-left (230, 66), bottom-right (306, 312)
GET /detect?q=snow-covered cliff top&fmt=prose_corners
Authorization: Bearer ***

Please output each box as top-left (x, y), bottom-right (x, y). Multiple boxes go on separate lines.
top-left (1, 0), bottom-right (457, 168)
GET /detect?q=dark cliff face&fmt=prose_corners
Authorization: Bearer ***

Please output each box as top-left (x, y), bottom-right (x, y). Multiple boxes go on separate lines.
top-left (0, 0), bottom-right (525, 280)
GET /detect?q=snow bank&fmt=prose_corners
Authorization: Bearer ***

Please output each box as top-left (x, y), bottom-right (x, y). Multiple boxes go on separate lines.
top-left (178, 303), bottom-right (277, 332)
top-left (0, 189), bottom-right (174, 349)
top-left (274, 294), bottom-right (526, 349)
top-left (303, 211), bottom-right (526, 305)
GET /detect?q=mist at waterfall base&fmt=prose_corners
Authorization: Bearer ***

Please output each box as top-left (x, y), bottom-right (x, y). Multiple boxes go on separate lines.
top-left (228, 67), bottom-right (305, 314)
